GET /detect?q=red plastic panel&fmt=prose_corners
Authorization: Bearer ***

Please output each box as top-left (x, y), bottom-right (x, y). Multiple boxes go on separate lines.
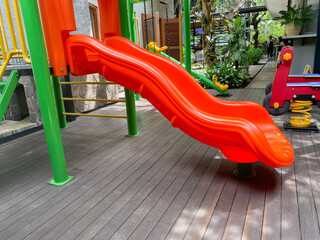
top-left (38, 0), bottom-right (76, 76)
top-left (270, 47), bottom-right (320, 106)
top-left (65, 34), bottom-right (294, 168)
top-left (97, 0), bottom-right (121, 39)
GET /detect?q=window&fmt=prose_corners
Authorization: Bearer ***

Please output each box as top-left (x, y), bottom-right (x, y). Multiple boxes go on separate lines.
top-left (89, 3), bottom-right (99, 40)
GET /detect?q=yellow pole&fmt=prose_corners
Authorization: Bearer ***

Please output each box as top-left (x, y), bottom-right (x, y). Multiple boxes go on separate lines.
top-left (58, 81), bottom-right (117, 85)
top-left (0, 8), bottom-right (8, 59)
top-left (61, 97), bottom-right (126, 103)
top-left (4, 0), bottom-right (18, 50)
top-left (12, 0), bottom-right (30, 63)
top-left (63, 112), bottom-right (127, 118)
top-left (133, 17), bottom-right (140, 46)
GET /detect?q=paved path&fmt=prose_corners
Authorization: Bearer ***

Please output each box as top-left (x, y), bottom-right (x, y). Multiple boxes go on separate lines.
top-left (247, 60), bottom-right (276, 89)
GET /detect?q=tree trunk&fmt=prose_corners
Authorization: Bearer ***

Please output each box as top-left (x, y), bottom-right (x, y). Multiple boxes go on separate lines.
top-left (253, 22), bottom-right (259, 48)
top-left (202, 0), bottom-right (214, 66)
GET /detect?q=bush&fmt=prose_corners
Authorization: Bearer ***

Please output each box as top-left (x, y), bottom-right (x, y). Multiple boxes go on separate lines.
top-left (206, 60), bottom-right (250, 88)
top-left (248, 47), bottom-right (264, 65)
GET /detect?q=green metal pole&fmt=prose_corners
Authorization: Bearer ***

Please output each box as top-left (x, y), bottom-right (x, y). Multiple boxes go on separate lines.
top-left (128, 2), bottom-right (136, 44)
top-left (183, 0), bottom-right (191, 73)
top-left (0, 70), bottom-right (19, 124)
top-left (118, 0), bottom-right (139, 136)
top-left (129, 1), bottom-right (141, 100)
top-left (147, 46), bottom-right (228, 95)
top-left (51, 75), bottom-right (68, 129)
top-left (19, 0), bottom-right (73, 186)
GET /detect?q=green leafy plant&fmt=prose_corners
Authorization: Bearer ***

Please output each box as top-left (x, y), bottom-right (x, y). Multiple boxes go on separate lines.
top-left (257, 13), bottom-right (285, 43)
top-left (273, 5), bottom-right (313, 26)
top-left (205, 59), bottom-right (250, 88)
top-left (248, 47), bottom-right (264, 65)
top-left (219, 16), bottom-right (251, 69)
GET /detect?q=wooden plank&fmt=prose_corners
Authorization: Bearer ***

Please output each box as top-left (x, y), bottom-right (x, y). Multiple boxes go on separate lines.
top-left (287, 132), bottom-right (320, 240)
top-left (300, 133), bottom-right (320, 239)
top-left (1, 83), bottom-right (320, 240)
top-left (280, 132), bottom-right (300, 240)
top-left (25, 127), bottom-right (183, 240)
top-left (183, 154), bottom-right (233, 240)
top-left (202, 163), bottom-right (238, 240)
top-left (96, 143), bottom-right (212, 240)
top-left (310, 132), bottom-right (320, 221)
top-left (222, 173), bottom-right (254, 240)
top-left (114, 149), bottom-right (220, 240)
top-left (164, 148), bottom-right (220, 240)
top-left (142, 144), bottom-right (211, 240)
top-left (241, 163), bottom-right (268, 240)
top-left (0, 110), bottom-right (148, 204)
top-left (141, 12), bottom-right (160, 47)
top-left (261, 166), bottom-right (281, 240)
top-left (1, 114), bottom-right (177, 239)
top-left (56, 135), bottom-right (195, 240)
top-left (0, 104), bottom-right (157, 199)
top-left (0, 108), bottom-right (160, 224)
top-left (126, 141), bottom-right (209, 240)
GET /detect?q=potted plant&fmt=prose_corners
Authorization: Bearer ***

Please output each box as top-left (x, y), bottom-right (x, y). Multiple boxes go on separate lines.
top-left (273, 4), bottom-right (313, 36)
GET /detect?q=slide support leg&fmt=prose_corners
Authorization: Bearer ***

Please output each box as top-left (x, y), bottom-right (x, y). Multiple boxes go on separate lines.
top-left (125, 88), bottom-right (139, 136)
top-left (118, 0), bottom-right (139, 136)
top-left (233, 163), bottom-right (256, 179)
top-left (51, 75), bottom-right (68, 129)
top-left (19, 0), bottom-right (73, 186)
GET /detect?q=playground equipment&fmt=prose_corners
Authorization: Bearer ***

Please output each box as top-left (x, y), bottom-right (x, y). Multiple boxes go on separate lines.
top-left (148, 42), bottom-right (229, 95)
top-left (0, 0), bottom-right (30, 123)
top-left (263, 46), bottom-right (320, 116)
top-left (289, 100), bottom-right (313, 128)
top-left (141, 0), bottom-right (228, 95)
top-left (35, 0), bottom-right (293, 172)
top-left (178, 3), bottom-right (229, 94)
top-left (5, 0), bottom-right (293, 185)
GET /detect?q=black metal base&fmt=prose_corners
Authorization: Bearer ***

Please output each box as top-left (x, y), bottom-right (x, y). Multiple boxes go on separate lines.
top-left (233, 163), bottom-right (256, 179)
top-left (283, 122), bottom-right (319, 133)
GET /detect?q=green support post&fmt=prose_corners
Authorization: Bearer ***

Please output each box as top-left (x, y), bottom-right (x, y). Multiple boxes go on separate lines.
top-left (0, 70), bottom-right (19, 124)
top-left (118, 0), bottom-right (139, 136)
top-left (19, 0), bottom-right (73, 186)
top-left (147, 46), bottom-right (229, 95)
top-left (128, 1), bottom-right (141, 100)
top-left (51, 75), bottom-right (68, 129)
top-left (128, 2), bottom-right (136, 44)
top-left (233, 163), bottom-right (256, 179)
top-left (183, 0), bottom-right (191, 73)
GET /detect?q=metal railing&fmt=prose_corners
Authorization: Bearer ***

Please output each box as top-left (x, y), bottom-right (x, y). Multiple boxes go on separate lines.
top-left (58, 81), bottom-right (127, 118)
top-left (0, 0), bottom-right (30, 78)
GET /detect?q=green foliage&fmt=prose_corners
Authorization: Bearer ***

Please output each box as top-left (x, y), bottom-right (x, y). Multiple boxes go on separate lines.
top-left (206, 60), bottom-right (250, 88)
top-left (248, 47), bottom-right (263, 65)
top-left (257, 13), bottom-right (285, 43)
top-left (273, 5), bottom-right (313, 26)
top-left (220, 17), bottom-right (250, 66)
top-left (205, 16), bottom-right (251, 88)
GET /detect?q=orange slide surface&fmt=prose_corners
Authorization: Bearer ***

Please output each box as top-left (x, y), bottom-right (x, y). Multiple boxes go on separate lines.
top-left (65, 35), bottom-right (294, 168)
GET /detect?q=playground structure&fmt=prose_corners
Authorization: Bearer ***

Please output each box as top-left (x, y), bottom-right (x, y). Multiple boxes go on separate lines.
top-left (147, 41), bottom-right (229, 95)
top-left (0, 0), bottom-right (30, 124)
top-left (165, 5), bottom-right (229, 95)
top-left (137, 1), bottom-right (228, 95)
top-left (1, 0), bottom-right (294, 186)
top-left (263, 46), bottom-right (320, 116)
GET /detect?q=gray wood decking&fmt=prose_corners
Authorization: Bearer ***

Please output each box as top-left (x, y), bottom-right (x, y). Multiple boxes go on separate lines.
top-left (1, 87), bottom-right (320, 240)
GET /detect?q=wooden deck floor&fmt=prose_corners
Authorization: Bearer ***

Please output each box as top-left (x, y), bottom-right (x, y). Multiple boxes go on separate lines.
top-left (1, 88), bottom-right (320, 240)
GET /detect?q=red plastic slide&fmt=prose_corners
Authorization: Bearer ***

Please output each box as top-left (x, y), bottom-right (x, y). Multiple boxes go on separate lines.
top-left (65, 35), bottom-right (294, 168)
